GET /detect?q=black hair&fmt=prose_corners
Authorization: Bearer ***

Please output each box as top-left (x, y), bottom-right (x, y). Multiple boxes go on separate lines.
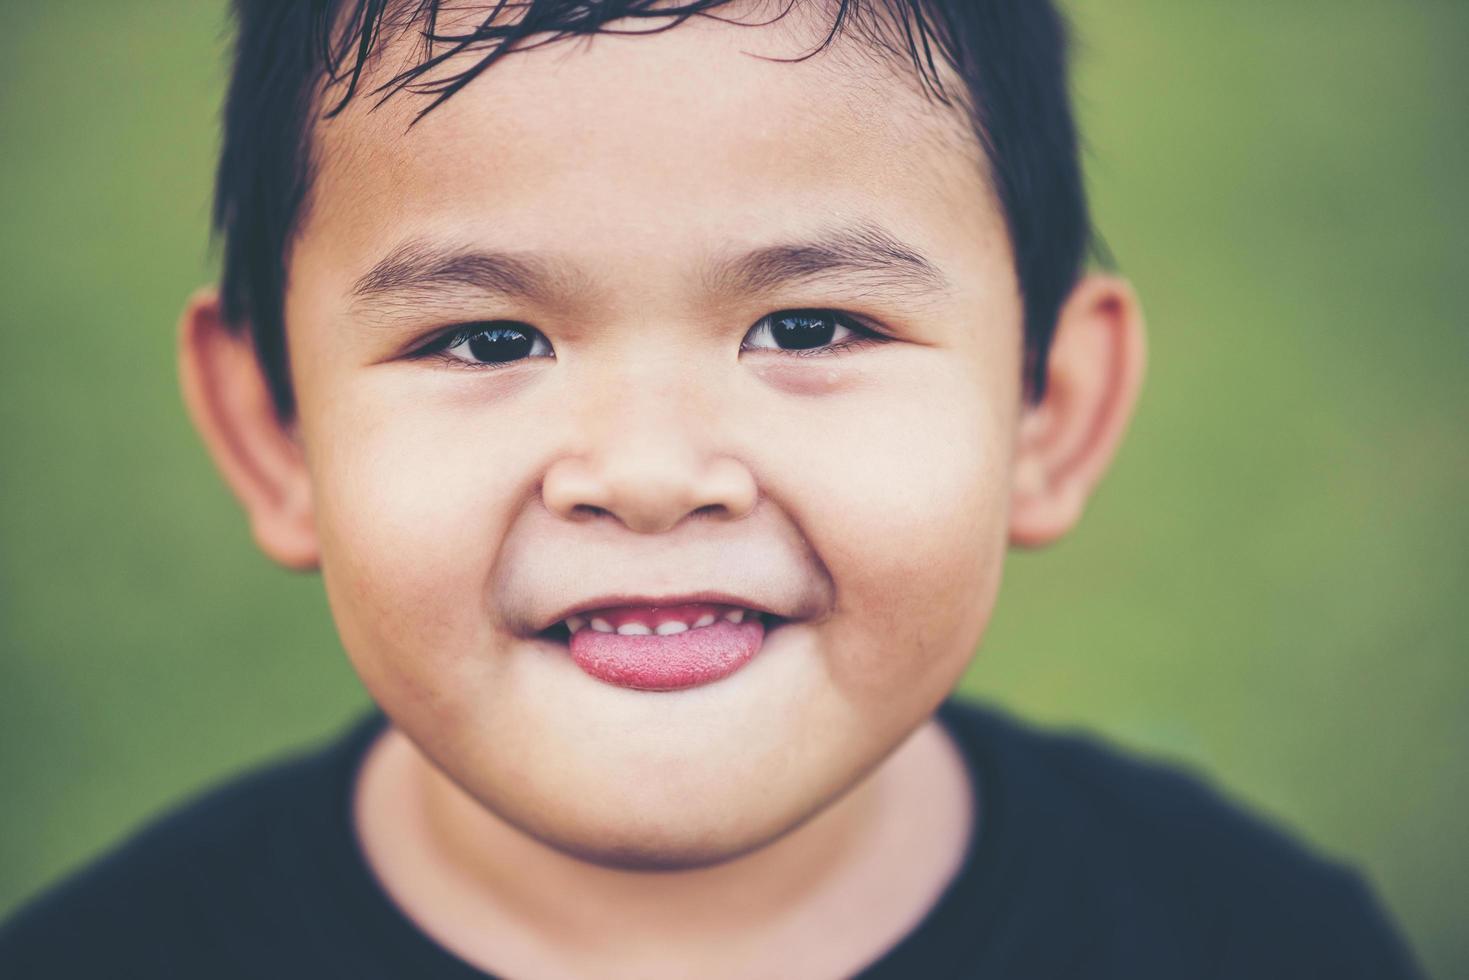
top-left (214, 0), bottom-right (1092, 421)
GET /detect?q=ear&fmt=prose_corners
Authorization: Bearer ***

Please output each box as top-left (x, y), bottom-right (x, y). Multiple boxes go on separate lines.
top-left (177, 287), bottom-right (319, 570)
top-left (1009, 274), bottom-right (1147, 547)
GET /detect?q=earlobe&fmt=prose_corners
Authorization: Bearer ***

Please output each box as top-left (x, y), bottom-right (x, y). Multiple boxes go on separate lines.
top-left (177, 287), bottom-right (319, 570)
top-left (1008, 274), bottom-right (1147, 548)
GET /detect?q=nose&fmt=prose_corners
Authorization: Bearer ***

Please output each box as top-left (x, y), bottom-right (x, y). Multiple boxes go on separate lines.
top-left (540, 360), bottom-right (758, 534)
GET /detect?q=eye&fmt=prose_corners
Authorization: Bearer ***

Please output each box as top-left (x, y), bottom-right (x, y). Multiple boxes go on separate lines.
top-left (418, 322), bottom-right (554, 368)
top-left (740, 309), bottom-right (886, 357)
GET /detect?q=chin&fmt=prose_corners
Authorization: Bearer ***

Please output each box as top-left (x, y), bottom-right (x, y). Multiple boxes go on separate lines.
top-left (461, 765), bottom-right (827, 873)
top-left (525, 816), bottom-right (798, 873)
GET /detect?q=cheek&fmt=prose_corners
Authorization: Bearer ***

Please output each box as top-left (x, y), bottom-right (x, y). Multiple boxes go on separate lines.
top-left (301, 388), bottom-right (525, 706)
top-left (777, 355), bottom-right (1013, 694)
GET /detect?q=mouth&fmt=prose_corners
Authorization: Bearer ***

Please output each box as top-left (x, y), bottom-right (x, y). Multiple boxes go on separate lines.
top-left (534, 601), bottom-right (793, 692)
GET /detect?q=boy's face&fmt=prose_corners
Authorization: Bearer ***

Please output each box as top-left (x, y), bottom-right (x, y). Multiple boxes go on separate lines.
top-left (189, 7), bottom-right (1138, 870)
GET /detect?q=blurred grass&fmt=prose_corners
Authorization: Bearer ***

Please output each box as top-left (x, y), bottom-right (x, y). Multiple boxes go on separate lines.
top-left (0, 2), bottom-right (1464, 975)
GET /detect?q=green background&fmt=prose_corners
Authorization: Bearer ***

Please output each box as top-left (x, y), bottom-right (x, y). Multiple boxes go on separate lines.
top-left (1, 2), bottom-right (1464, 974)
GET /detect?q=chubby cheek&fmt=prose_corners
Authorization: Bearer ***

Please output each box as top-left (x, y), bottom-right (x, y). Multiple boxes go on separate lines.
top-left (772, 353), bottom-right (1013, 704)
top-left (301, 384), bottom-right (523, 724)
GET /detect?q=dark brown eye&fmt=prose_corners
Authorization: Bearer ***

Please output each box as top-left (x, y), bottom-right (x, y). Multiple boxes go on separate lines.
top-left (466, 326), bottom-right (532, 362)
top-left (741, 309), bottom-right (878, 354)
top-left (771, 311), bottom-right (838, 349)
top-left (431, 323), bottom-right (553, 366)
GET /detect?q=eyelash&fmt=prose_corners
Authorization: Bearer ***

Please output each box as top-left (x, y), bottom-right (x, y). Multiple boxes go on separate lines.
top-left (409, 309), bottom-right (889, 370)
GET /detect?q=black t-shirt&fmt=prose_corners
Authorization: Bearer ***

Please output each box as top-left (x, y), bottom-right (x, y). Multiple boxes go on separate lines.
top-left (0, 697), bottom-right (1426, 979)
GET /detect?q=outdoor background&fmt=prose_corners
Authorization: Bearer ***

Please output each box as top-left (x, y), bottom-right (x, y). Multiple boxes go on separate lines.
top-left (1, 1), bottom-right (1464, 975)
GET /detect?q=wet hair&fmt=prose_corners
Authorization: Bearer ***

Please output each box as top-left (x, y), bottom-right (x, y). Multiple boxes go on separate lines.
top-left (214, 0), bottom-right (1093, 420)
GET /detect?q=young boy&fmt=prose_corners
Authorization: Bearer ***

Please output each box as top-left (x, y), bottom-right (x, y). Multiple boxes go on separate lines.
top-left (0, 1), bottom-right (1426, 977)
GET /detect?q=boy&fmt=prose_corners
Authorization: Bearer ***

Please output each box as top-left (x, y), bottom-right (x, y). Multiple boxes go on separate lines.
top-left (0, 0), bottom-right (1426, 977)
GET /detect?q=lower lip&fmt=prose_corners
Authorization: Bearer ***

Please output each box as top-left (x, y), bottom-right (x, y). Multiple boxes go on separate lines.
top-left (566, 616), bottom-right (768, 691)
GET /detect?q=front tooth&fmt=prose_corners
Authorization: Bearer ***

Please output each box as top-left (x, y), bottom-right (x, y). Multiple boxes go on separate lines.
top-left (655, 621), bottom-right (689, 635)
top-left (565, 615), bottom-right (586, 633)
top-left (617, 623), bottom-right (652, 635)
top-left (693, 613), bottom-right (716, 628)
top-left (589, 617), bottom-right (614, 633)
top-left (724, 608), bottom-right (745, 624)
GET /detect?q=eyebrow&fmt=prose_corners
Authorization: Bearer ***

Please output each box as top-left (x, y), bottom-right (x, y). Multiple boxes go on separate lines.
top-left (704, 222), bottom-right (951, 299)
top-left (348, 221), bottom-right (951, 313)
top-left (350, 241), bottom-right (584, 309)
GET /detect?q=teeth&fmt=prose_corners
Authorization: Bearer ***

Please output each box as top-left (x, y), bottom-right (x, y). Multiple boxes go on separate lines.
top-left (562, 608), bottom-right (760, 637)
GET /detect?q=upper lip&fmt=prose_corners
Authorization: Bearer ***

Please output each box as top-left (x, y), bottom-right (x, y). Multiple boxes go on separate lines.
top-left (535, 591), bottom-right (786, 634)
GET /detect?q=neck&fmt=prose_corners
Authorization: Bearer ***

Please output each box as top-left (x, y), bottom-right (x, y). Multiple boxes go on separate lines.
top-left (353, 714), bottom-right (974, 978)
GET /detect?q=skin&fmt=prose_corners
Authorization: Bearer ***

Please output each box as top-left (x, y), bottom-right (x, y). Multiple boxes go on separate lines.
top-left (178, 5), bottom-right (1145, 977)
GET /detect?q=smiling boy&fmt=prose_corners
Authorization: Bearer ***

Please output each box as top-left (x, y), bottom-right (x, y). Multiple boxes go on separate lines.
top-left (0, 1), bottom-right (1427, 978)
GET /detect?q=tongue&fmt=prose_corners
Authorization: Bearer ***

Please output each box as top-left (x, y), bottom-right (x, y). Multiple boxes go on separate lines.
top-left (568, 615), bottom-right (766, 691)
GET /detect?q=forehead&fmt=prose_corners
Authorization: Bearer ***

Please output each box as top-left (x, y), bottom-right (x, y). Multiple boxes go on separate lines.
top-left (295, 3), bottom-right (1004, 301)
